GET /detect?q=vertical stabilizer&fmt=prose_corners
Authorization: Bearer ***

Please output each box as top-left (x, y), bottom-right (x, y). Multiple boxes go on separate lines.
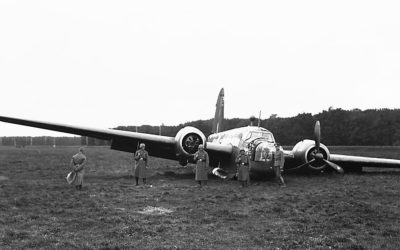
top-left (212, 88), bottom-right (224, 133)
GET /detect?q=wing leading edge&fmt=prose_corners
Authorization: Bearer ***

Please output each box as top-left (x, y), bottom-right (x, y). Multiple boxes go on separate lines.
top-left (0, 115), bottom-right (177, 158)
top-left (330, 154), bottom-right (400, 168)
top-left (0, 115), bottom-right (232, 162)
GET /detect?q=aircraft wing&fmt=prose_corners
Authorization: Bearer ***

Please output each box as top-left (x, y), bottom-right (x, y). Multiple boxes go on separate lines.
top-left (283, 150), bottom-right (294, 159)
top-left (330, 154), bottom-right (400, 168)
top-left (0, 116), bottom-right (233, 162)
top-left (282, 145), bottom-right (400, 172)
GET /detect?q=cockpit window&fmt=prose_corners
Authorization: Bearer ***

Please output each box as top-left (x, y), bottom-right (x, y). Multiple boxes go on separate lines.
top-left (243, 131), bottom-right (274, 142)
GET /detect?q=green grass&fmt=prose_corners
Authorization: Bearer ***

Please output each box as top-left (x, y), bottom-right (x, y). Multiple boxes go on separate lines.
top-left (1, 146), bottom-right (400, 249)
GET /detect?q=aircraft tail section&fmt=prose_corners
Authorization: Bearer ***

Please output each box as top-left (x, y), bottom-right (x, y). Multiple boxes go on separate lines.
top-left (212, 88), bottom-right (224, 133)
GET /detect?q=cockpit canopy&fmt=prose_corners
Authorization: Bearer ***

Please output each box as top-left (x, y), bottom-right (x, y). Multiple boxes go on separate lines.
top-left (207, 126), bottom-right (275, 148)
top-left (242, 131), bottom-right (274, 143)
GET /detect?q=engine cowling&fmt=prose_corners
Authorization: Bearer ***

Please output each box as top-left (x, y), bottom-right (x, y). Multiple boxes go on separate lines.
top-left (292, 139), bottom-right (331, 171)
top-left (174, 126), bottom-right (206, 164)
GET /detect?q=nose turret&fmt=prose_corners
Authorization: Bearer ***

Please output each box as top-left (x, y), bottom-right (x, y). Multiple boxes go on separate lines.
top-left (253, 141), bottom-right (274, 162)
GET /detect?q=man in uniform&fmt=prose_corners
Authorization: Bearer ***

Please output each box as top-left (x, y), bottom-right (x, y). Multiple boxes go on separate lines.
top-left (133, 143), bottom-right (149, 185)
top-left (193, 144), bottom-right (209, 187)
top-left (273, 143), bottom-right (286, 187)
top-left (70, 147), bottom-right (87, 190)
top-left (235, 149), bottom-right (250, 187)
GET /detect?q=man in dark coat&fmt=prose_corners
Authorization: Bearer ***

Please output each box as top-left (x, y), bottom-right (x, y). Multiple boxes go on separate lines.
top-left (273, 143), bottom-right (286, 187)
top-left (193, 144), bottom-right (209, 187)
top-left (70, 147), bottom-right (87, 190)
top-left (235, 149), bottom-right (250, 187)
top-left (133, 143), bottom-right (149, 185)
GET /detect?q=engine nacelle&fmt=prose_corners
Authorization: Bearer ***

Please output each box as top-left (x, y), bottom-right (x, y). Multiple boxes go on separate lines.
top-left (174, 126), bottom-right (206, 164)
top-left (292, 139), bottom-right (330, 171)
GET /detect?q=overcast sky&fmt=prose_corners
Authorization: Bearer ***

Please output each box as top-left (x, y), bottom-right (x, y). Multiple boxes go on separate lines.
top-left (1, 1), bottom-right (399, 136)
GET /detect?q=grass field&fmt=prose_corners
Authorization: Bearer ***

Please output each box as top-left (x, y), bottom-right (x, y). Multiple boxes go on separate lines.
top-left (1, 146), bottom-right (400, 249)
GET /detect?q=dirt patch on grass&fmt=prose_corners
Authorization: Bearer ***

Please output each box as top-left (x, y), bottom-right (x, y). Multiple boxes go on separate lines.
top-left (137, 206), bottom-right (174, 215)
top-left (0, 176), bottom-right (9, 181)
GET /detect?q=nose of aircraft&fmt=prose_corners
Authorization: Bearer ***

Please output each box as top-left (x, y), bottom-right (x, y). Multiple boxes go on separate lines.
top-left (254, 141), bottom-right (273, 161)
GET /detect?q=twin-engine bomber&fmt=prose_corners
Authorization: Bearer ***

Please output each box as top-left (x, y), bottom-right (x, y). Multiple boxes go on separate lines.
top-left (1, 88), bottom-right (400, 179)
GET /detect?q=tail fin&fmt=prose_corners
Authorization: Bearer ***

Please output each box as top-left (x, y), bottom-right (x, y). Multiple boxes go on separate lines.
top-left (212, 88), bottom-right (224, 133)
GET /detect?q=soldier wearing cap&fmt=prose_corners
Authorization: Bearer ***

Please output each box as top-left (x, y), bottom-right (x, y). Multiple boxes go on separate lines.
top-left (70, 147), bottom-right (87, 190)
top-left (235, 149), bottom-right (250, 187)
top-left (272, 143), bottom-right (286, 187)
top-left (193, 144), bottom-right (209, 187)
top-left (133, 143), bottom-right (149, 185)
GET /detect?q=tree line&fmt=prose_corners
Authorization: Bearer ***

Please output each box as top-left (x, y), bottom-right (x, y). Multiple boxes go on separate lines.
top-left (262, 108), bottom-right (400, 146)
top-left (116, 108), bottom-right (400, 146)
top-left (0, 136), bottom-right (109, 147)
top-left (2, 108), bottom-right (400, 147)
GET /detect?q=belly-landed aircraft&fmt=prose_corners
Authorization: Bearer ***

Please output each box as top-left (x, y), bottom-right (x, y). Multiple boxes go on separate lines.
top-left (1, 88), bottom-right (400, 179)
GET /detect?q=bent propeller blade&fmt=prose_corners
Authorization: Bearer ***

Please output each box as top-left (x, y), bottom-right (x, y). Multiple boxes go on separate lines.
top-left (322, 159), bottom-right (344, 174)
top-left (290, 159), bottom-right (316, 171)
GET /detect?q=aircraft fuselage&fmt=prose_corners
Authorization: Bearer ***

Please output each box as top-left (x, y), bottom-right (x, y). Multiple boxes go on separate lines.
top-left (208, 126), bottom-right (278, 177)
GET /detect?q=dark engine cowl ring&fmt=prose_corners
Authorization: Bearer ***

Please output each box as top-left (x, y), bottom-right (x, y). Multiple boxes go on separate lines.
top-left (306, 146), bottom-right (329, 170)
top-left (182, 133), bottom-right (203, 154)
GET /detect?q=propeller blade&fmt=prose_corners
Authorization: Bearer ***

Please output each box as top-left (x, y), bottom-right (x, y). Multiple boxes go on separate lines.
top-left (314, 121), bottom-right (321, 150)
top-left (290, 159), bottom-right (316, 170)
top-left (322, 159), bottom-right (344, 174)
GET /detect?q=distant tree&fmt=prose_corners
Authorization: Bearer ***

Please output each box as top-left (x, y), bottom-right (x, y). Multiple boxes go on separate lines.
top-left (4, 108), bottom-right (399, 147)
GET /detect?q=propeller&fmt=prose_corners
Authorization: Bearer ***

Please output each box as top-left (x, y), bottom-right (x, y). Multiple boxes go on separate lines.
top-left (183, 134), bottom-right (202, 154)
top-left (293, 121), bottom-right (344, 174)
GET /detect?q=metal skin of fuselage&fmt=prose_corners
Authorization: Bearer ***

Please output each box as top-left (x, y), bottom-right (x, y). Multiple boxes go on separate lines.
top-left (207, 126), bottom-right (281, 178)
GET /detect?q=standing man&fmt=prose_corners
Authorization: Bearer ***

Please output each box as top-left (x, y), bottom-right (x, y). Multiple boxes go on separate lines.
top-left (70, 147), bottom-right (87, 191)
top-left (193, 144), bottom-right (209, 187)
top-left (134, 143), bottom-right (149, 185)
top-left (273, 143), bottom-right (286, 187)
top-left (235, 149), bottom-right (250, 187)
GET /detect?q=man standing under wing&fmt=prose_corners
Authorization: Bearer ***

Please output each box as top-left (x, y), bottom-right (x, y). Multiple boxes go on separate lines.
top-left (133, 143), bottom-right (149, 186)
top-left (193, 144), bottom-right (209, 187)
